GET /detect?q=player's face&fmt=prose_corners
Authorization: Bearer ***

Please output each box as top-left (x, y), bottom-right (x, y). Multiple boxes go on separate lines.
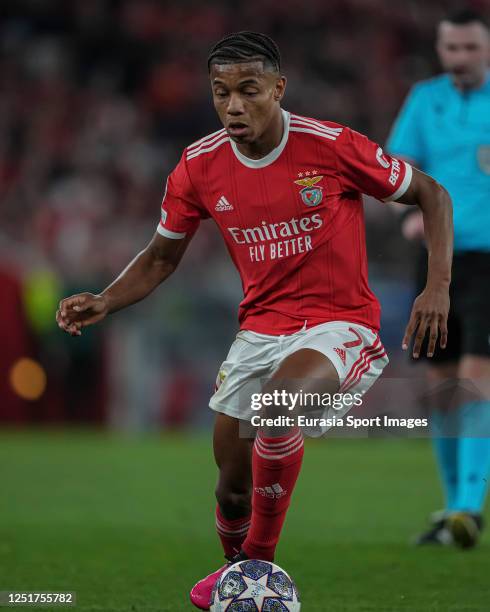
top-left (210, 61), bottom-right (286, 145)
top-left (437, 22), bottom-right (489, 90)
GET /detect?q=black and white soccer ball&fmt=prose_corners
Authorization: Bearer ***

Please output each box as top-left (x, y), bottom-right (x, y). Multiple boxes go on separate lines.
top-left (210, 559), bottom-right (301, 611)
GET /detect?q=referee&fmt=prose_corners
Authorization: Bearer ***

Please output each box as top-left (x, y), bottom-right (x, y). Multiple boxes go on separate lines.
top-left (388, 9), bottom-right (490, 548)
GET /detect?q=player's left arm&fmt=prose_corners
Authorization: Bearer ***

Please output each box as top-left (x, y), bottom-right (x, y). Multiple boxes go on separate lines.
top-left (395, 168), bottom-right (453, 358)
top-left (335, 127), bottom-right (453, 359)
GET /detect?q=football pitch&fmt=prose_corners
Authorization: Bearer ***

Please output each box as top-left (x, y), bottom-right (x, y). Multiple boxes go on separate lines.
top-left (1, 431), bottom-right (489, 611)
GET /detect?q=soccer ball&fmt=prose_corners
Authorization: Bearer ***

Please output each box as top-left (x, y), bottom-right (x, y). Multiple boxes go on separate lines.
top-left (210, 559), bottom-right (301, 611)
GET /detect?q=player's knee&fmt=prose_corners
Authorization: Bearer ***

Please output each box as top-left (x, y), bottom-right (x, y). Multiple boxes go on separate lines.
top-left (260, 381), bottom-right (290, 420)
top-left (215, 485), bottom-right (251, 519)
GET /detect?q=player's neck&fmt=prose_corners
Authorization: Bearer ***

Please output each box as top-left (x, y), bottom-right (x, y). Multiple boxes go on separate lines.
top-left (235, 108), bottom-right (284, 160)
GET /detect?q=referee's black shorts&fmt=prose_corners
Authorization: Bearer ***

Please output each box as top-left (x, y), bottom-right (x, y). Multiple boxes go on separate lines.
top-left (413, 249), bottom-right (490, 363)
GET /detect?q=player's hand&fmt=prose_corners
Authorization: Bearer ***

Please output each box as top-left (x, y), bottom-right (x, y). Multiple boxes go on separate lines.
top-left (401, 210), bottom-right (425, 241)
top-left (402, 285), bottom-right (449, 358)
top-left (56, 293), bottom-right (109, 336)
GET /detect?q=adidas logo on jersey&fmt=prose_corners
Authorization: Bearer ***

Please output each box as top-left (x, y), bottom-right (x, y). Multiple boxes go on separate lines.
top-left (215, 196), bottom-right (234, 211)
top-left (254, 483), bottom-right (287, 499)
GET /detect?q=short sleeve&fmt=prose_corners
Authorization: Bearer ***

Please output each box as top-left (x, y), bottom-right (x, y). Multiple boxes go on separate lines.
top-left (386, 84), bottom-right (426, 167)
top-left (336, 127), bottom-right (413, 202)
top-left (157, 152), bottom-right (208, 239)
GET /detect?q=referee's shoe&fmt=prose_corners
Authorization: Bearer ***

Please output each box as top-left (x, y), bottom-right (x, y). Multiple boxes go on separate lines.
top-left (414, 511), bottom-right (453, 546)
top-left (447, 512), bottom-right (484, 549)
top-left (414, 510), bottom-right (484, 548)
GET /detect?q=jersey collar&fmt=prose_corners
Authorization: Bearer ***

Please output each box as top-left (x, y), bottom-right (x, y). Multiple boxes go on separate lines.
top-left (447, 69), bottom-right (490, 94)
top-left (230, 109), bottom-right (290, 169)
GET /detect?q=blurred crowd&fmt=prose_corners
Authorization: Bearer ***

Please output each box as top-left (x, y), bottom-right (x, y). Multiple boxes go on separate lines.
top-left (1, 0), bottom-right (483, 427)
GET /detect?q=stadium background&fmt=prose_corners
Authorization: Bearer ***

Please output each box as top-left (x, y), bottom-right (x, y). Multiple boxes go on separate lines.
top-left (1, 1), bottom-right (489, 611)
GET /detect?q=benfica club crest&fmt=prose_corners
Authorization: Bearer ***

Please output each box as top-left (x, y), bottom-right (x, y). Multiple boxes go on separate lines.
top-left (294, 173), bottom-right (324, 206)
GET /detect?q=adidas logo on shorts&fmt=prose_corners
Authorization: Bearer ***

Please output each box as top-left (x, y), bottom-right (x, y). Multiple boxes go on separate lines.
top-left (333, 347), bottom-right (347, 365)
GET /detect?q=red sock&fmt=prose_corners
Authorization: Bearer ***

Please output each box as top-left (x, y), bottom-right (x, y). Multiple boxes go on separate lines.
top-left (215, 505), bottom-right (251, 560)
top-left (242, 429), bottom-right (304, 561)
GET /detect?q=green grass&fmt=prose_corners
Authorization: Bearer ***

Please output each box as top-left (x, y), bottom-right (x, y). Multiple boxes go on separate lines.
top-left (0, 431), bottom-right (489, 611)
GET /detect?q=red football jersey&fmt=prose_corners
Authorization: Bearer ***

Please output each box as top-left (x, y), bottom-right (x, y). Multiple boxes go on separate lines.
top-left (157, 111), bottom-right (412, 334)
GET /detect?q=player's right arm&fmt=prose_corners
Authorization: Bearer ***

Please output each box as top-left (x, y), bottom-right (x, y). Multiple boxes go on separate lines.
top-left (56, 232), bottom-right (191, 336)
top-left (57, 150), bottom-right (206, 336)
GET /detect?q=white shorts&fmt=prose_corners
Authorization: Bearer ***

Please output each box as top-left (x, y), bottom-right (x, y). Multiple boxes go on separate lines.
top-left (209, 320), bottom-right (389, 428)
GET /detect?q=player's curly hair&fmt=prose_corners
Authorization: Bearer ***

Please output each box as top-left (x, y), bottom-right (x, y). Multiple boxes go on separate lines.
top-left (207, 31), bottom-right (281, 73)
